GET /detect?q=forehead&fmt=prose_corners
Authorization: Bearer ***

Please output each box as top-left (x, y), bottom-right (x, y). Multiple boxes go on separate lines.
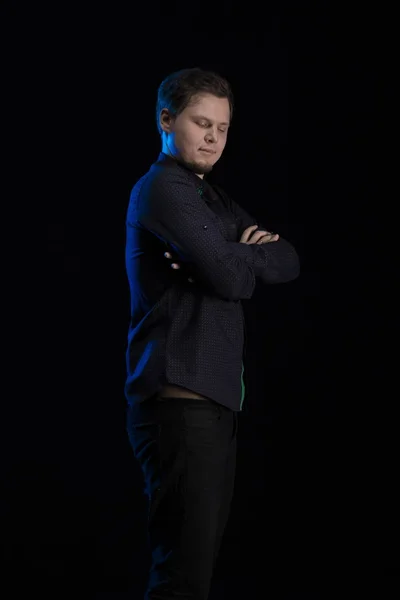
top-left (186, 93), bottom-right (230, 123)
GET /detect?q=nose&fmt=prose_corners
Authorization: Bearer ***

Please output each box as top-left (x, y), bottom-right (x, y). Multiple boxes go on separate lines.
top-left (205, 127), bottom-right (218, 144)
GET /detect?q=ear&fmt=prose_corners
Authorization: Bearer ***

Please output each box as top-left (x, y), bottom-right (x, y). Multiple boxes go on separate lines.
top-left (160, 108), bottom-right (174, 133)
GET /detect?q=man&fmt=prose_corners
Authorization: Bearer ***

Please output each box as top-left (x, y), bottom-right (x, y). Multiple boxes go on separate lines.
top-left (125, 67), bottom-right (299, 599)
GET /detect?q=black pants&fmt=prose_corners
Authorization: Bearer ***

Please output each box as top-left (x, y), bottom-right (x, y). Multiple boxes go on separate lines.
top-left (126, 392), bottom-right (238, 600)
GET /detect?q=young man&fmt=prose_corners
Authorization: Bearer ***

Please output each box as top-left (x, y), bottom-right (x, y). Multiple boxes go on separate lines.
top-left (125, 67), bottom-right (299, 599)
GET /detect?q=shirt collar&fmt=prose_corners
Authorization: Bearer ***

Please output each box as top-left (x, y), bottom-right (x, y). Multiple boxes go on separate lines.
top-left (157, 152), bottom-right (216, 204)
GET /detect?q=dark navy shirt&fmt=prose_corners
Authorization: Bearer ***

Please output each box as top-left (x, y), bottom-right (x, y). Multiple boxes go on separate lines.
top-left (125, 152), bottom-right (299, 411)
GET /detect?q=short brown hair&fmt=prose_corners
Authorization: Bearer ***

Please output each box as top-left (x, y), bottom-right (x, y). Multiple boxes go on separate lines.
top-left (156, 67), bottom-right (234, 134)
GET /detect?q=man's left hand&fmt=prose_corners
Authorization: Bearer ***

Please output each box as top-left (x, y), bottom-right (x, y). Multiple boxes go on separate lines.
top-left (255, 232), bottom-right (279, 244)
top-left (164, 251), bottom-right (195, 283)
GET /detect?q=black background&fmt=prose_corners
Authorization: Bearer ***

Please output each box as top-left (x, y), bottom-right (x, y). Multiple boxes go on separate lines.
top-left (4, 3), bottom-right (398, 597)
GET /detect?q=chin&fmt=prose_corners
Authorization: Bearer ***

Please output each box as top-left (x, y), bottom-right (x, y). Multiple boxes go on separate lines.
top-left (179, 156), bottom-right (214, 175)
top-left (194, 161), bottom-right (214, 175)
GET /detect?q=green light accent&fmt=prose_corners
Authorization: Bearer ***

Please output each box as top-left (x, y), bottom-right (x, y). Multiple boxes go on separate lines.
top-left (240, 361), bottom-right (245, 410)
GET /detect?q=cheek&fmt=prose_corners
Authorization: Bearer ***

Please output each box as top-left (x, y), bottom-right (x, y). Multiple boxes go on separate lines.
top-left (217, 137), bottom-right (227, 153)
top-left (180, 129), bottom-right (199, 150)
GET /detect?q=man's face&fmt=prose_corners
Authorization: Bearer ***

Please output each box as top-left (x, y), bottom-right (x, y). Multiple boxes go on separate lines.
top-left (161, 93), bottom-right (230, 176)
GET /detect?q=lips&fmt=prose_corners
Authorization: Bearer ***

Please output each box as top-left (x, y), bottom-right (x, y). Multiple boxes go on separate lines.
top-left (199, 149), bottom-right (215, 154)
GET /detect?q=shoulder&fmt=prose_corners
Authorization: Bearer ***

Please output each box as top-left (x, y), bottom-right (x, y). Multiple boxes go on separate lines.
top-left (130, 159), bottom-right (200, 216)
top-left (150, 158), bottom-right (195, 189)
top-left (141, 160), bottom-right (199, 206)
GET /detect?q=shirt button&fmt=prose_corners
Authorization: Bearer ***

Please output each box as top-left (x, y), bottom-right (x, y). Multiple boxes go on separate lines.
top-left (203, 225), bottom-right (208, 229)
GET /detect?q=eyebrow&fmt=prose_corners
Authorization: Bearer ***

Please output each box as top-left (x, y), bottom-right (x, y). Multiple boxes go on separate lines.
top-left (194, 115), bottom-right (230, 126)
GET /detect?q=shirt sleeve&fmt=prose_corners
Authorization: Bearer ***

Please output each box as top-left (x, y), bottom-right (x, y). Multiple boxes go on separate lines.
top-left (214, 185), bottom-right (300, 284)
top-left (136, 166), bottom-right (259, 301)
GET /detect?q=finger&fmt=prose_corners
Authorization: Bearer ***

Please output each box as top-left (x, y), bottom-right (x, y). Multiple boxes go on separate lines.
top-left (171, 263), bottom-right (180, 269)
top-left (254, 229), bottom-right (274, 237)
top-left (240, 224), bottom-right (258, 243)
top-left (164, 252), bottom-right (171, 258)
top-left (257, 233), bottom-right (276, 240)
top-left (253, 230), bottom-right (268, 238)
top-left (249, 230), bottom-right (272, 243)
top-left (261, 234), bottom-right (279, 242)
top-left (243, 225), bottom-right (257, 236)
top-left (257, 234), bottom-right (279, 244)
top-left (256, 234), bottom-right (269, 244)
top-left (188, 277), bottom-right (194, 283)
top-left (257, 231), bottom-right (277, 238)
top-left (247, 225), bottom-right (259, 238)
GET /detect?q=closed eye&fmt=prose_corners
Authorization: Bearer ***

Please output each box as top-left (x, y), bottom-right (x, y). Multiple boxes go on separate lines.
top-left (196, 120), bottom-right (228, 133)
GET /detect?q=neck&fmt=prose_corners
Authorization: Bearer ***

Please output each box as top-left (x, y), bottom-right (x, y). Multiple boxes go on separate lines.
top-left (161, 146), bottom-right (204, 179)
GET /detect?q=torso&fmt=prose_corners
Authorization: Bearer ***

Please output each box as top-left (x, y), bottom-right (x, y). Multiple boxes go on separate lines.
top-left (160, 383), bottom-right (210, 400)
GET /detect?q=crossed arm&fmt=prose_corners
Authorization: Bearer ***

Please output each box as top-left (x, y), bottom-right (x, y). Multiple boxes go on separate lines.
top-left (164, 224), bottom-right (281, 282)
top-left (134, 168), bottom-right (300, 298)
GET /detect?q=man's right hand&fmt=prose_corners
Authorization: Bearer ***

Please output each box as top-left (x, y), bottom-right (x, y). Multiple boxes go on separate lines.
top-left (239, 224), bottom-right (279, 244)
